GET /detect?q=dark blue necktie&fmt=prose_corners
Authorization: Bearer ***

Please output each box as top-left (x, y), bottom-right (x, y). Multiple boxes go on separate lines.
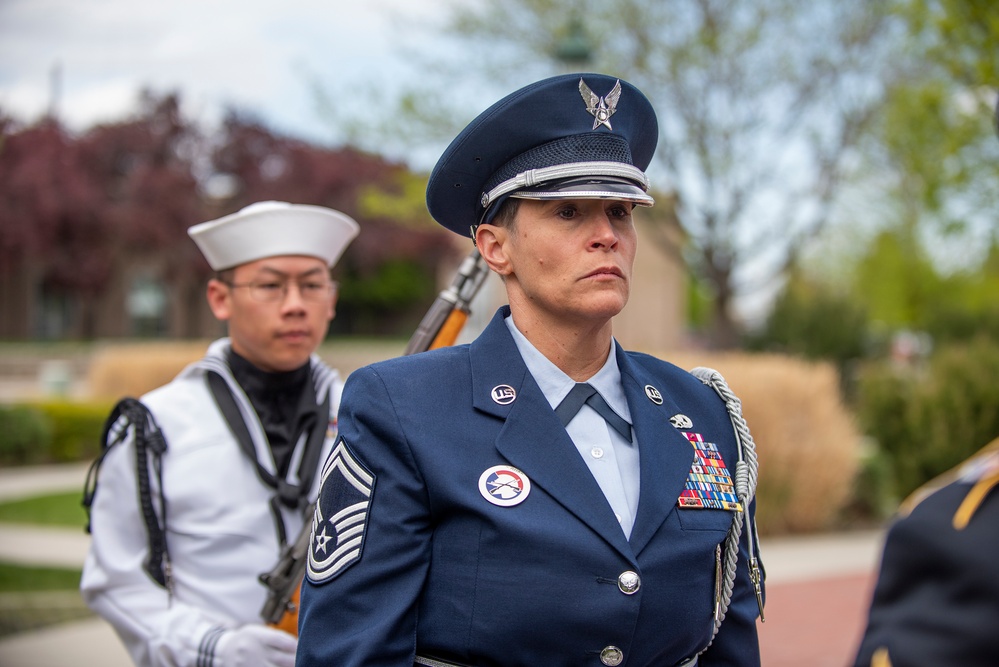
top-left (555, 382), bottom-right (632, 443)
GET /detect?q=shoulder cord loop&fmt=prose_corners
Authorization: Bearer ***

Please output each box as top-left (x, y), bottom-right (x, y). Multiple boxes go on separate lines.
top-left (690, 367), bottom-right (764, 655)
top-left (83, 398), bottom-right (172, 593)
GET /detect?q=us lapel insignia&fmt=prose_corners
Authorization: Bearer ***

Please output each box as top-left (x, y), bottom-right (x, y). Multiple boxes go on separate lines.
top-left (677, 432), bottom-right (743, 512)
top-left (644, 385), bottom-right (663, 404)
top-left (491, 384), bottom-right (517, 405)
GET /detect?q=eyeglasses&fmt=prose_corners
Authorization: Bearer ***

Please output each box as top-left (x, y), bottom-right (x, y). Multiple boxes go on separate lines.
top-left (223, 279), bottom-right (338, 303)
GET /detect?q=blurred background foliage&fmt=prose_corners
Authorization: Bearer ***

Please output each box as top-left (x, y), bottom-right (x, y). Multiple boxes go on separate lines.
top-left (1, 0), bottom-right (998, 531)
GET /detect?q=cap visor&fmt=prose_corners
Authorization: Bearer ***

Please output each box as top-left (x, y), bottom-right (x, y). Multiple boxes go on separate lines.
top-left (509, 176), bottom-right (654, 206)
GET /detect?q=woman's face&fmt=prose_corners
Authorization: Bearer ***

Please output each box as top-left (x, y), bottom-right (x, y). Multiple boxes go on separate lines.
top-left (485, 197), bottom-right (637, 329)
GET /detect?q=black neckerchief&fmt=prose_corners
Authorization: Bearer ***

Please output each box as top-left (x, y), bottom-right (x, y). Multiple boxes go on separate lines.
top-left (207, 351), bottom-right (330, 520)
top-left (228, 350), bottom-right (308, 477)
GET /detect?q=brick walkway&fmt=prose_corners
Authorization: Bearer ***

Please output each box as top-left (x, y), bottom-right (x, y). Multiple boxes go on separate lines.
top-left (759, 572), bottom-right (877, 667)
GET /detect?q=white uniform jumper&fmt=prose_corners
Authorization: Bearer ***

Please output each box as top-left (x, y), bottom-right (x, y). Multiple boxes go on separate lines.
top-left (81, 339), bottom-right (341, 667)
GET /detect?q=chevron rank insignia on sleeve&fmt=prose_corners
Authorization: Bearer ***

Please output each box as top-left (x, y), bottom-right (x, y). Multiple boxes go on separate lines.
top-left (306, 437), bottom-right (374, 584)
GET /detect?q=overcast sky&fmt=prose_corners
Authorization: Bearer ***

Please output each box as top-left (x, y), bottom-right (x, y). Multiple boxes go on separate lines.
top-left (0, 0), bottom-right (446, 150)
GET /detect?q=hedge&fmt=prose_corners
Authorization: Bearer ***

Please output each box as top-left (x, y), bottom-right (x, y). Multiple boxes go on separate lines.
top-left (0, 401), bottom-right (112, 466)
top-left (856, 335), bottom-right (999, 499)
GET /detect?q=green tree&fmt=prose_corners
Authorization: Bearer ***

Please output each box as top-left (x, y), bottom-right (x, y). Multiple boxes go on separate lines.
top-left (747, 272), bottom-right (869, 375)
top-left (769, 222), bottom-right (999, 366)
top-left (862, 0), bottom-right (999, 244)
top-left (850, 227), bottom-right (946, 330)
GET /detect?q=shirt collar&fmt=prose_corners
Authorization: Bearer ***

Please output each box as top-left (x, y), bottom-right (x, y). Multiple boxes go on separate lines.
top-left (504, 314), bottom-right (631, 422)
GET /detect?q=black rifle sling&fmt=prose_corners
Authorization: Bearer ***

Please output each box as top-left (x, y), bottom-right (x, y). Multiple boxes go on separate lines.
top-left (83, 398), bottom-right (170, 589)
top-left (292, 381), bottom-right (331, 510)
top-left (206, 371), bottom-right (260, 471)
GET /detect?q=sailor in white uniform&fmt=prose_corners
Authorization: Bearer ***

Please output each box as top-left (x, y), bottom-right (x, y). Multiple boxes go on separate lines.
top-left (81, 201), bottom-right (358, 667)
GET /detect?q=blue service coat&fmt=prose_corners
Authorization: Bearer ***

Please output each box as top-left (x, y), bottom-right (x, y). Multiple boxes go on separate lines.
top-left (298, 307), bottom-right (762, 666)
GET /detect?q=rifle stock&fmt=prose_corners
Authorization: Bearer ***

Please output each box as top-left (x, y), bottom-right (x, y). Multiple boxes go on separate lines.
top-left (259, 503), bottom-right (315, 636)
top-left (261, 247), bottom-right (491, 634)
top-left (404, 248), bottom-right (489, 355)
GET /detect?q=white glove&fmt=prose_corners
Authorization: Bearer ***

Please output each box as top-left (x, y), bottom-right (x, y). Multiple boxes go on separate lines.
top-left (216, 624), bottom-right (298, 667)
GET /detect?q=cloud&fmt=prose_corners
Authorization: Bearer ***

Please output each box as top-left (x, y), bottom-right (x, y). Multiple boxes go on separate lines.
top-left (0, 0), bottom-right (440, 142)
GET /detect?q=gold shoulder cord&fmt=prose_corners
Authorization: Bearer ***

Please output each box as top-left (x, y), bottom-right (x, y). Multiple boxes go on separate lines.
top-left (952, 470), bottom-right (999, 530)
top-left (898, 437), bottom-right (999, 520)
top-left (871, 646), bottom-right (892, 667)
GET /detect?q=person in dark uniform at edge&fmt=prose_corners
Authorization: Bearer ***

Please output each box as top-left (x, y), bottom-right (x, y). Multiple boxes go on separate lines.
top-left (297, 73), bottom-right (765, 667)
top-left (81, 201), bottom-right (358, 667)
top-left (852, 435), bottom-right (999, 667)
top-left (851, 101), bottom-right (999, 667)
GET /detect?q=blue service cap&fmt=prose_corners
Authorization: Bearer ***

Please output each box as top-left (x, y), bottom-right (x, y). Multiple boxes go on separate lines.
top-left (426, 73), bottom-right (659, 237)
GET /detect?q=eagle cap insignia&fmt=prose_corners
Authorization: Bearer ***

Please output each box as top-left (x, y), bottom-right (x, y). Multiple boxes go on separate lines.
top-left (579, 78), bottom-right (622, 130)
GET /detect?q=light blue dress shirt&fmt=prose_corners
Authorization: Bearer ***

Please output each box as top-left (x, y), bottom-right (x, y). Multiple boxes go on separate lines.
top-left (505, 315), bottom-right (641, 538)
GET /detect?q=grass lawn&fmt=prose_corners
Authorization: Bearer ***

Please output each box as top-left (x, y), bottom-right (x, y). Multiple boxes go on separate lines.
top-left (0, 562), bottom-right (81, 593)
top-left (0, 563), bottom-right (91, 637)
top-left (0, 493), bottom-right (93, 636)
top-left (0, 491), bottom-right (87, 528)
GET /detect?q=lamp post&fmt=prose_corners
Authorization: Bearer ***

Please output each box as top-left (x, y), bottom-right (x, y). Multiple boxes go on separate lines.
top-left (552, 15), bottom-right (593, 72)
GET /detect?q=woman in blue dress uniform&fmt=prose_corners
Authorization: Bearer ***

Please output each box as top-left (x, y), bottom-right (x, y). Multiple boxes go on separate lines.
top-left (297, 73), bottom-right (765, 667)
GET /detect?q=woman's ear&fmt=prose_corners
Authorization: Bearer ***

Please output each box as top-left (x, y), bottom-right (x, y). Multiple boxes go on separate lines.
top-left (475, 224), bottom-right (512, 276)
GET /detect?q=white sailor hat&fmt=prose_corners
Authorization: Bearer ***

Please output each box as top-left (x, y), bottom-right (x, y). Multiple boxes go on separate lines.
top-left (426, 73), bottom-right (659, 237)
top-left (187, 201), bottom-right (360, 271)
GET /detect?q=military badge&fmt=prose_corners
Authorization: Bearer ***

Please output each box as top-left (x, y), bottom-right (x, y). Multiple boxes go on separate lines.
top-left (307, 438), bottom-right (374, 583)
top-left (478, 465), bottom-right (531, 507)
top-left (677, 432), bottom-right (743, 511)
top-left (670, 414), bottom-right (693, 430)
top-left (579, 78), bottom-right (622, 131)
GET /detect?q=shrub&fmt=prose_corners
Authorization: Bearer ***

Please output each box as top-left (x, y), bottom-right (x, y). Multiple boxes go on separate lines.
top-left (32, 401), bottom-right (112, 462)
top-left (0, 401), bottom-right (111, 465)
top-left (666, 351), bottom-right (861, 535)
top-left (746, 282), bottom-right (869, 370)
top-left (856, 335), bottom-right (999, 498)
top-left (839, 436), bottom-right (899, 525)
top-left (0, 405), bottom-right (53, 466)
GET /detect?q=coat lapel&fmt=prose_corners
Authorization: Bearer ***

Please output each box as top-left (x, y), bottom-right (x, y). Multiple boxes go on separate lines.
top-left (618, 349), bottom-right (698, 555)
top-left (470, 308), bottom-right (633, 559)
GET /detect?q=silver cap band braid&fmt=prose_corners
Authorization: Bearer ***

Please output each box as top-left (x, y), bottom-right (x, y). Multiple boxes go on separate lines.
top-left (479, 161), bottom-right (650, 209)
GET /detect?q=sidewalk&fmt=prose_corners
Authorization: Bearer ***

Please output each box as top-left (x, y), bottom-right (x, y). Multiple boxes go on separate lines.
top-left (0, 463), bottom-right (886, 666)
top-left (0, 463), bottom-right (132, 667)
top-left (759, 531), bottom-right (883, 667)
top-left (0, 462), bottom-right (92, 502)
